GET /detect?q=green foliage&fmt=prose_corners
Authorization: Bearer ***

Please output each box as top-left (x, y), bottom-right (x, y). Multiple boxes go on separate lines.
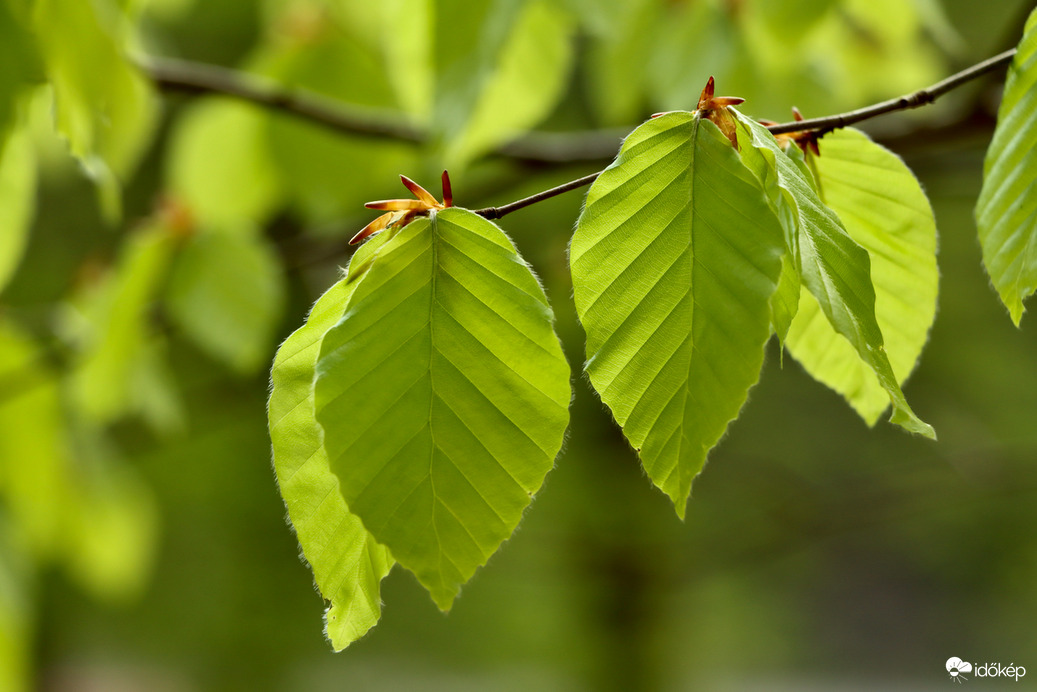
top-left (787, 128), bottom-right (938, 424)
top-left (32, 0), bottom-right (156, 214)
top-left (0, 121), bottom-right (35, 295)
top-left (735, 115), bottom-right (934, 439)
top-left (166, 100), bottom-right (282, 229)
top-left (166, 231), bottom-right (286, 374)
top-left (269, 234), bottom-right (394, 650)
top-left (314, 209), bottom-right (570, 610)
top-left (67, 223), bottom-right (179, 425)
top-left (6, 0), bottom-right (1037, 678)
top-left (976, 7), bottom-right (1037, 325)
top-left (570, 113), bottom-right (784, 516)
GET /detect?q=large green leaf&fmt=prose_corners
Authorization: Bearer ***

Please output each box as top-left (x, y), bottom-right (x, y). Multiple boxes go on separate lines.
top-left (976, 8), bottom-right (1037, 326)
top-left (735, 114), bottom-right (934, 439)
top-left (166, 231), bottom-right (286, 374)
top-left (269, 232), bottom-right (395, 651)
top-left (786, 128), bottom-right (938, 424)
top-left (0, 122), bottom-right (35, 295)
top-left (570, 113), bottom-right (785, 517)
top-left (314, 208), bottom-right (570, 610)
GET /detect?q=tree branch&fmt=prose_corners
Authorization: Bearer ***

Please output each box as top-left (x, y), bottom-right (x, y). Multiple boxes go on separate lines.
top-left (766, 48), bottom-right (1016, 135)
top-left (144, 47), bottom-right (1017, 220)
top-left (476, 48), bottom-right (1017, 219)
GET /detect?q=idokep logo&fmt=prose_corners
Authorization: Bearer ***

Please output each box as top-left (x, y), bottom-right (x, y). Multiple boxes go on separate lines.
top-left (947, 658), bottom-right (973, 683)
top-left (946, 657), bottom-right (1027, 683)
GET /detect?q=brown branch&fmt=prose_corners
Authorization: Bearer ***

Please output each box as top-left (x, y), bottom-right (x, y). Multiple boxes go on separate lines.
top-left (144, 47), bottom-right (1017, 221)
top-left (479, 48), bottom-right (1018, 219)
top-left (767, 48), bottom-right (1017, 135)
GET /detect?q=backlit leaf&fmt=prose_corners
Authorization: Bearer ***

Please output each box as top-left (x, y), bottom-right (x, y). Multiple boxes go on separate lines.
top-left (786, 128), bottom-right (938, 424)
top-left (735, 113), bottom-right (934, 438)
top-left (269, 232), bottom-right (394, 651)
top-left (975, 8), bottom-right (1037, 325)
top-left (570, 113), bottom-right (785, 516)
top-left (315, 208), bottom-right (570, 610)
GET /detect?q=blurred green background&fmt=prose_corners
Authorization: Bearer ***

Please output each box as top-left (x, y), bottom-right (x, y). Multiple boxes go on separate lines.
top-left (2, 0), bottom-right (1037, 689)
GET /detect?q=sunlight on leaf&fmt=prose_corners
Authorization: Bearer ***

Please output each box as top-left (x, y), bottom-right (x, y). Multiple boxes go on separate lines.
top-left (735, 113), bottom-right (934, 439)
top-left (0, 122), bottom-right (35, 295)
top-left (315, 209), bottom-right (570, 610)
top-left (269, 231), bottom-right (395, 651)
top-left (571, 112), bottom-right (785, 517)
top-left (787, 128), bottom-right (938, 425)
top-left (976, 7), bottom-right (1037, 326)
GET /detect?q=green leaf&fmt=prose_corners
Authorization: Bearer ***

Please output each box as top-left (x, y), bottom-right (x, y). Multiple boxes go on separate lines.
top-left (441, 0), bottom-right (575, 166)
top-left (315, 208), bottom-right (570, 610)
top-left (786, 128), bottom-right (938, 424)
top-left (269, 232), bottom-right (395, 650)
top-left (68, 223), bottom-right (178, 423)
top-left (32, 0), bottom-right (156, 210)
top-left (976, 8), bottom-right (1037, 326)
top-left (166, 100), bottom-right (282, 229)
top-left (0, 121), bottom-right (35, 295)
top-left (166, 232), bottom-right (286, 374)
top-left (735, 113), bottom-right (934, 439)
top-left (570, 113), bottom-right (785, 517)
top-left (0, 319), bottom-right (71, 559)
top-left (0, 1), bottom-right (40, 135)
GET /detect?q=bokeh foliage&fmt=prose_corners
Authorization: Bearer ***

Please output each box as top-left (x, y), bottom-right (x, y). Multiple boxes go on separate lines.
top-left (1, 0), bottom-right (1036, 690)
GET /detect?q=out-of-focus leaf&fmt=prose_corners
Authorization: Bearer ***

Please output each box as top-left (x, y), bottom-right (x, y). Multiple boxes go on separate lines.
top-left (270, 232), bottom-right (395, 650)
top-left (32, 0), bottom-right (156, 212)
top-left (975, 8), bottom-right (1037, 326)
top-left (315, 209), bottom-right (570, 610)
top-left (62, 431), bottom-right (157, 602)
top-left (585, 0), bottom-right (658, 125)
top-left (253, 21), bottom-right (414, 226)
top-left (735, 114), bottom-right (934, 439)
top-left (570, 113), bottom-right (784, 516)
top-left (440, 0), bottom-right (575, 167)
top-left (166, 100), bottom-right (282, 229)
top-left (331, 0), bottom-right (434, 119)
top-left (0, 122), bottom-right (35, 295)
top-left (786, 128), bottom-right (938, 424)
top-left (166, 231), bottom-right (285, 374)
top-left (69, 223), bottom-right (178, 423)
top-left (0, 2), bottom-right (40, 135)
top-left (0, 319), bottom-right (69, 559)
top-left (0, 518), bottom-right (32, 692)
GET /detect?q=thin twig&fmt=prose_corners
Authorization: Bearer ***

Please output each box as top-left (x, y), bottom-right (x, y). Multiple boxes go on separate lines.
top-left (767, 48), bottom-right (1017, 135)
top-left (144, 48), bottom-right (1017, 220)
top-left (474, 173), bottom-right (602, 219)
top-left (479, 48), bottom-right (1018, 219)
top-left (143, 56), bottom-right (427, 144)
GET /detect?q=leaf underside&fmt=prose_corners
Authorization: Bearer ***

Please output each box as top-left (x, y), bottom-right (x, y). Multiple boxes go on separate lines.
top-left (269, 232), bottom-right (395, 651)
top-left (787, 128), bottom-right (938, 425)
top-left (315, 208), bottom-right (570, 610)
top-left (734, 113), bottom-right (934, 439)
top-left (570, 113), bottom-right (785, 517)
top-left (976, 8), bottom-right (1037, 326)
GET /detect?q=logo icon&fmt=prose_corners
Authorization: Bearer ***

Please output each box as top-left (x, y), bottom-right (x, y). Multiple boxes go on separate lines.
top-left (947, 657), bottom-right (973, 683)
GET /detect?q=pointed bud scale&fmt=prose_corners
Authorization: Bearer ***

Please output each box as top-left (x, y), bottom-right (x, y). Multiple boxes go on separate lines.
top-left (351, 173), bottom-right (454, 244)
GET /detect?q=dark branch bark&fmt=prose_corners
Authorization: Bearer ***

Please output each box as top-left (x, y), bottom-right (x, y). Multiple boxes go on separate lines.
top-left (143, 47), bottom-right (1018, 220)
